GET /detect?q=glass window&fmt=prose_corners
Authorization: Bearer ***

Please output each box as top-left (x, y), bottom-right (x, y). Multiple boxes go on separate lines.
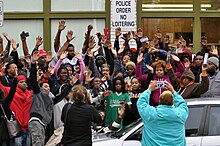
top-left (3, 0), bottom-right (43, 12)
top-left (201, 18), bottom-right (220, 46)
top-left (142, 0), bottom-right (193, 12)
top-left (208, 106), bottom-right (220, 136)
top-left (201, 0), bottom-right (220, 12)
top-left (185, 106), bottom-right (204, 137)
top-left (0, 20), bottom-right (43, 56)
top-left (143, 18), bottom-right (193, 49)
top-left (51, 0), bottom-right (105, 12)
top-left (51, 19), bottom-right (105, 53)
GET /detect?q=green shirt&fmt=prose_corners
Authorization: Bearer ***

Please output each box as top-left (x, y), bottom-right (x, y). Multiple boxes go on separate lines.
top-left (105, 93), bottom-right (131, 127)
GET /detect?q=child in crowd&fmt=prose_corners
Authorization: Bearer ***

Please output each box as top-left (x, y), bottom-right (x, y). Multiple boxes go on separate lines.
top-left (124, 61), bottom-right (136, 91)
top-left (145, 60), bottom-right (171, 106)
top-left (123, 77), bottom-right (142, 126)
top-left (104, 77), bottom-right (131, 128)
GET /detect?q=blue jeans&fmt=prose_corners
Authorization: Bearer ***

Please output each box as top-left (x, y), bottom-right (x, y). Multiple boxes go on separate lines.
top-left (11, 130), bottom-right (31, 146)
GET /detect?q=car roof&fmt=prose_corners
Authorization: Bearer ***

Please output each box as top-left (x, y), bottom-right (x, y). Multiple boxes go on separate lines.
top-left (186, 98), bottom-right (220, 106)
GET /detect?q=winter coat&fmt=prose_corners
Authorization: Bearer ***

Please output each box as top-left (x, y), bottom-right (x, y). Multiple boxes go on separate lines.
top-left (137, 90), bottom-right (188, 146)
top-left (167, 67), bottom-right (209, 99)
top-left (201, 70), bottom-right (220, 98)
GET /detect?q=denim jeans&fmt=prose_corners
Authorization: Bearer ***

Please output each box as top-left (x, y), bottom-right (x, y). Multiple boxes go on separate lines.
top-left (11, 130), bottom-right (31, 146)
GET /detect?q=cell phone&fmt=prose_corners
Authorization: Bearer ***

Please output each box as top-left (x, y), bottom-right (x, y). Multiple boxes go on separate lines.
top-left (203, 53), bottom-right (209, 65)
top-left (140, 37), bottom-right (149, 43)
top-left (156, 81), bottom-right (165, 88)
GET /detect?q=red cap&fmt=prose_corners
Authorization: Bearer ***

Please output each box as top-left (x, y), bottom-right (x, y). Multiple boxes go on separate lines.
top-left (130, 48), bottom-right (137, 53)
top-left (17, 75), bottom-right (26, 81)
top-left (39, 49), bottom-right (47, 58)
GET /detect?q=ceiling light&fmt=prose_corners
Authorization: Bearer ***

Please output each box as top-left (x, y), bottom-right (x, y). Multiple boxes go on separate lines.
top-left (142, 4), bottom-right (211, 8)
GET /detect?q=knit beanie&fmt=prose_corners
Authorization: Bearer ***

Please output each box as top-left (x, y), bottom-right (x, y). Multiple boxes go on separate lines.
top-left (125, 61), bottom-right (136, 69)
top-left (208, 57), bottom-right (219, 68)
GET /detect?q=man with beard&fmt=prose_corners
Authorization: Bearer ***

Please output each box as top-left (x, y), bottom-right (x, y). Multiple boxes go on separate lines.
top-left (190, 52), bottom-right (204, 83)
top-left (201, 57), bottom-right (220, 98)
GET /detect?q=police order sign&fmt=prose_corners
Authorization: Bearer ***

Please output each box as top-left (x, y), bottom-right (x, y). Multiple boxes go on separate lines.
top-left (111, 0), bottom-right (136, 29)
top-left (0, 1), bottom-right (3, 27)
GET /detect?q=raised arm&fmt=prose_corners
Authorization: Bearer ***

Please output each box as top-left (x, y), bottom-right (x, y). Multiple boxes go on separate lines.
top-left (137, 81), bottom-right (157, 122)
top-left (34, 36), bottom-right (43, 51)
top-left (30, 50), bottom-right (41, 94)
top-left (165, 82), bottom-right (188, 122)
top-left (54, 51), bottom-right (68, 78)
top-left (0, 36), bottom-right (3, 53)
top-left (3, 32), bottom-right (11, 57)
top-left (10, 39), bottom-right (19, 65)
top-left (75, 53), bottom-right (85, 83)
top-left (54, 20), bottom-right (66, 53)
top-left (20, 31), bottom-right (30, 56)
top-left (57, 30), bottom-right (74, 59)
top-left (2, 78), bottom-right (18, 118)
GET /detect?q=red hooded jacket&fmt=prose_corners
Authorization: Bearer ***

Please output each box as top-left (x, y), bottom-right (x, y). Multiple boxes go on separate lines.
top-left (0, 83), bottom-right (32, 130)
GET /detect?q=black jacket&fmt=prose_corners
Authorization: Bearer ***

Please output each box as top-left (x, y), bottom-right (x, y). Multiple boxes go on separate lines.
top-left (61, 102), bottom-right (102, 146)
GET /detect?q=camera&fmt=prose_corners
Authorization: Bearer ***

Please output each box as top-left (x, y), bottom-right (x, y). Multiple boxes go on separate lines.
top-left (20, 31), bottom-right (29, 38)
top-left (156, 81), bottom-right (165, 88)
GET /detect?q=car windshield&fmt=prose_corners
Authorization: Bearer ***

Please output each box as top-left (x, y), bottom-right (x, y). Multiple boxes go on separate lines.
top-left (112, 118), bottom-right (142, 138)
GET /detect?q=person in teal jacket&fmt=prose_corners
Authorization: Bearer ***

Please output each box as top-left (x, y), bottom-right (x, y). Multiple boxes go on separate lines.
top-left (137, 80), bottom-right (188, 146)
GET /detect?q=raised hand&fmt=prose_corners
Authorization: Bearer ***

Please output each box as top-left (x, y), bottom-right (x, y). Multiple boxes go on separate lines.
top-left (84, 67), bottom-right (93, 83)
top-left (118, 104), bottom-right (125, 118)
top-left (58, 20), bottom-right (66, 31)
top-left (137, 53), bottom-right (143, 63)
top-left (172, 55), bottom-right (180, 62)
top-left (75, 52), bottom-right (83, 61)
top-left (103, 90), bottom-right (112, 97)
top-left (210, 45), bottom-right (219, 57)
top-left (88, 24), bottom-right (93, 32)
top-left (3, 32), bottom-right (11, 42)
top-left (91, 45), bottom-right (100, 54)
top-left (11, 39), bottom-right (18, 52)
top-left (32, 50), bottom-right (40, 63)
top-left (66, 30), bottom-right (75, 42)
top-left (111, 47), bottom-right (117, 56)
top-left (166, 51), bottom-right (171, 65)
top-left (60, 51), bottom-right (68, 60)
top-left (48, 64), bottom-right (55, 75)
top-left (87, 48), bottom-right (94, 58)
top-left (70, 74), bottom-right (79, 86)
top-left (35, 36), bottom-right (43, 47)
top-left (164, 81), bottom-right (175, 93)
top-left (118, 46), bottom-right (125, 55)
top-left (88, 36), bottom-right (96, 49)
top-left (146, 64), bottom-right (154, 74)
top-left (148, 80), bottom-right (157, 91)
top-left (25, 54), bottom-right (31, 65)
top-left (103, 39), bottom-right (111, 48)
top-left (115, 27), bottom-right (121, 37)
top-left (46, 51), bottom-right (53, 63)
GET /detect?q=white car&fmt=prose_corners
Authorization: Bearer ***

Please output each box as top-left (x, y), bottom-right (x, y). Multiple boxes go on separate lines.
top-left (93, 98), bottom-right (220, 146)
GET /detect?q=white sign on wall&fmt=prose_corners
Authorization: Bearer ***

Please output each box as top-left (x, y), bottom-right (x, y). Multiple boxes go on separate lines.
top-left (0, 1), bottom-right (3, 27)
top-left (110, 0), bottom-right (137, 49)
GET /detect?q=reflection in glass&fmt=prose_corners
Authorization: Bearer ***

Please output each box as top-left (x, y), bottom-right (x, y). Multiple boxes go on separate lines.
top-left (143, 18), bottom-right (193, 48)
top-left (201, 0), bottom-right (220, 11)
top-left (51, 0), bottom-right (105, 12)
top-left (142, 0), bottom-right (194, 11)
top-left (201, 18), bottom-right (220, 44)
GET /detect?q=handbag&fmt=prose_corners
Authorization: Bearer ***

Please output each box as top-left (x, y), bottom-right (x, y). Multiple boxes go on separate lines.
top-left (0, 104), bottom-right (24, 139)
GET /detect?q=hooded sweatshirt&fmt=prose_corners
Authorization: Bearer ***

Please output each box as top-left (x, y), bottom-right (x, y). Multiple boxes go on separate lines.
top-left (167, 68), bottom-right (209, 99)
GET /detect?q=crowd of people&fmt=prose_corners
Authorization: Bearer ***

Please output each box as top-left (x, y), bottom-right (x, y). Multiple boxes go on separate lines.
top-left (0, 20), bottom-right (219, 146)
